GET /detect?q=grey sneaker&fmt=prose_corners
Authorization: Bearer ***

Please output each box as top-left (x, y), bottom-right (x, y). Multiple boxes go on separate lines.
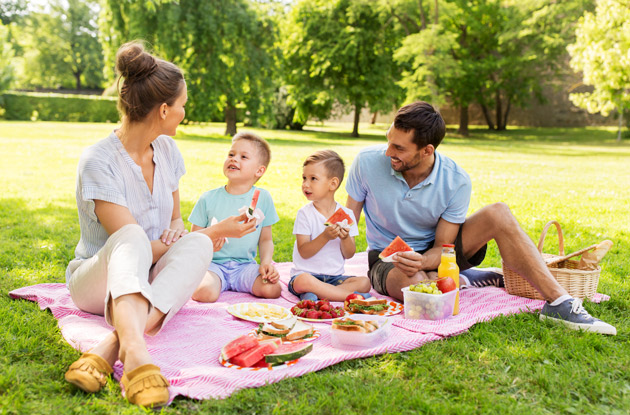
top-left (539, 298), bottom-right (616, 335)
top-left (460, 267), bottom-right (504, 288)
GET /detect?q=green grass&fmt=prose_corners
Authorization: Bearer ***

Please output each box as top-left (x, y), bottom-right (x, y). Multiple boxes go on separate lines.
top-left (1, 121), bottom-right (629, 414)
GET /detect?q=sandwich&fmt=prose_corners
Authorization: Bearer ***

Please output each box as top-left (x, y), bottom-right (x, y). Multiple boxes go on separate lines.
top-left (256, 315), bottom-right (314, 341)
top-left (344, 297), bottom-right (390, 314)
top-left (331, 317), bottom-right (380, 333)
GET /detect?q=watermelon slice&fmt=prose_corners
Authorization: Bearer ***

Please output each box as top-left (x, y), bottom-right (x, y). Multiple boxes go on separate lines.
top-left (220, 334), bottom-right (258, 361)
top-left (264, 342), bottom-right (313, 365)
top-left (379, 236), bottom-right (413, 259)
top-left (248, 189), bottom-right (261, 216)
top-left (324, 207), bottom-right (354, 226)
top-left (230, 338), bottom-right (281, 367)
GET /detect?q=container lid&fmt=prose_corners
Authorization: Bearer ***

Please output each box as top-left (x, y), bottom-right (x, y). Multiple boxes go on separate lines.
top-left (442, 244), bottom-right (455, 247)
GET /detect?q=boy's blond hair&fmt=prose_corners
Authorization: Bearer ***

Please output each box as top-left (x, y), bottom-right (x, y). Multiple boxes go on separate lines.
top-left (232, 132), bottom-right (271, 168)
top-left (303, 150), bottom-right (345, 189)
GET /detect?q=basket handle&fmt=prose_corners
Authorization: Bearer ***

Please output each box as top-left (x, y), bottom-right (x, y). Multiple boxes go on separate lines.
top-left (537, 220), bottom-right (565, 256)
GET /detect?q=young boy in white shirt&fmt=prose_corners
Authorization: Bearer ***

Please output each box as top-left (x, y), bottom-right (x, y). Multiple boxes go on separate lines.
top-left (189, 132), bottom-right (281, 302)
top-left (289, 150), bottom-right (371, 301)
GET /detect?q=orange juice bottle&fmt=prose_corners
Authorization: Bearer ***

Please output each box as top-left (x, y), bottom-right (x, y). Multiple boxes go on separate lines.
top-left (437, 244), bottom-right (460, 315)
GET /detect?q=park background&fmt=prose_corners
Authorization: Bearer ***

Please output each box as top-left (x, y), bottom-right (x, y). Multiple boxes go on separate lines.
top-left (1, 0), bottom-right (629, 414)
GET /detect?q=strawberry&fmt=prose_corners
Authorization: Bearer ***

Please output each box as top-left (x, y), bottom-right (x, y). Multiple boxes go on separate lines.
top-left (303, 300), bottom-right (316, 309)
top-left (320, 311), bottom-right (332, 319)
top-left (305, 310), bottom-right (319, 319)
top-left (335, 307), bottom-right (345, 317)
top-left (296, 300), bottom-right (307, 309)
top-left (318, 303), bottom-right (331, 312)
top-left (330, 309), bottom-right (339, 318)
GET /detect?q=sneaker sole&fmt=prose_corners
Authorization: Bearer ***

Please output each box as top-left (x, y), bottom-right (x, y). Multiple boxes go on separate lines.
top-left (539, 314), bottom-right (617, 335)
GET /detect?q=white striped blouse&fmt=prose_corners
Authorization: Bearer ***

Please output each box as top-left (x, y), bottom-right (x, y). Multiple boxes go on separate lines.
top-left (65, 131), bottom-right (186, 283)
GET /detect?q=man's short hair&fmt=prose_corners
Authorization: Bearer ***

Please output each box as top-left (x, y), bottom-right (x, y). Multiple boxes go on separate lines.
top-left (303, 150), bottom-right (345, 188)
top-left (232, 132), bottom-right (271, 167)
top-left (394, 101), bottom-right (446, 149)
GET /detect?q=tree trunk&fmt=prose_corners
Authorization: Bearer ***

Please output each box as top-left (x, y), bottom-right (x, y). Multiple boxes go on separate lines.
top-left (434, 0), bottom-right (439, 24)
top-left (617, 107), bottom-right (624, 142)
top-left (418, 0), bottom-right (427, 30)
top-left (370, 111), bottom-right (378, 124)
top-left (495, 89), bottom-right (505, 130)
top-left (224, 104), bottom-right (237, 136)
top-left (74, 71), bottom-right (82, 90)
top-left (351, 104), bottom-right (361, 137)
top-left (479, 103), bottom-right (495, 129)
top-left (502, 97), bottom-right (511, 131)
top-left (457, 105), bottom-right (469, 136)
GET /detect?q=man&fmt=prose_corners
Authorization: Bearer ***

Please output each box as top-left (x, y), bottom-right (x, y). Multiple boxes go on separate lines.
top-left (345, 101), bottom-right (615, 335)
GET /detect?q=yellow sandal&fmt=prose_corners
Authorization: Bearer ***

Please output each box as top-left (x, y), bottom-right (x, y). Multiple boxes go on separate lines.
top-left (121, 364), bottom-right (170, 407)
top-left (64, 353), bottom-right (113, 393)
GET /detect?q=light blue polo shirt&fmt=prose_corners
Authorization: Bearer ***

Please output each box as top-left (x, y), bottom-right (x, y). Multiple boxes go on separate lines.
top-left (188, 186), bottom-right (279, 263)
top-left (346, 145), bottom-right (471, 252)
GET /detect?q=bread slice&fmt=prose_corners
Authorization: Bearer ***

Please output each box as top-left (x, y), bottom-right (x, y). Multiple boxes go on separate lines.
top-left (349, 297), bottom-right (387, 306)
top-left (284, 320), bottom-right (314, 341)
top-left (259, 322), bottom-right (291, 336)
top-left (331, 318), bottom-right (379, 333)
top-left (269, 315), bottom-right (297, 331)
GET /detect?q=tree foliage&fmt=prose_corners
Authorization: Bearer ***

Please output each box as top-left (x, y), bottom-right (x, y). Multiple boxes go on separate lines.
top-left (568, 0), bottom-right (630, 141)
top-left (0, 22), bottom-right (14, 93)
top-left (282, 0), bottom-right (403, 137)
top-left (100, 0), bottom-right (278, 135)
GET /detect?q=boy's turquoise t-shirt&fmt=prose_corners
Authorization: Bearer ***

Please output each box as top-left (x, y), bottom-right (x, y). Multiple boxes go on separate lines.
top-left (188, 186), bottom-right (279, 264)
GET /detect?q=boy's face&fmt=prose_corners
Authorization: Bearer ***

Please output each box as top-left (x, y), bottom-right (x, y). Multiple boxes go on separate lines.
top-left (223, 139), bottom-right (266, 183)
top-left (302, 162), bottom-right (338, 202)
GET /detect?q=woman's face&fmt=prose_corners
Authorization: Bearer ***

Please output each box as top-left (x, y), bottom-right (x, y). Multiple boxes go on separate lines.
top-left (162, 82), bottom-right (187, 136)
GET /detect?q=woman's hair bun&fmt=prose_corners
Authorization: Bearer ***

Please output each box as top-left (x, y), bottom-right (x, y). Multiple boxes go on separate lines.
top-left (115, 41), bottom-right (158, 82)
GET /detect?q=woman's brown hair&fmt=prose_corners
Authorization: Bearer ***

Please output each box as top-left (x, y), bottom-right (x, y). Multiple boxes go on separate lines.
top-left (115, 41), bottom-right (184, 122)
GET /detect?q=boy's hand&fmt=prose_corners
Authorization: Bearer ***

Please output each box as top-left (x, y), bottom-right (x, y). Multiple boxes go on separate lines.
top-left (259, 264), bottom-right (279, 284)
top-left (214, 213), bottom-right (257, 239)
top-left (337, 226), bottom-right (350, 240)
top-left (322, 224), bottom-right (341, 241)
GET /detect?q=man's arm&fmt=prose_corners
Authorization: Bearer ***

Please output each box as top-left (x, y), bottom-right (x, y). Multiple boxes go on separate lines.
top-left (345, 195), bottom-right (364, 225)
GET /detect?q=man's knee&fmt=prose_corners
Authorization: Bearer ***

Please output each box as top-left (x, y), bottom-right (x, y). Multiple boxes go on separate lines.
top-left (483, 202), bottom-right (518, 231)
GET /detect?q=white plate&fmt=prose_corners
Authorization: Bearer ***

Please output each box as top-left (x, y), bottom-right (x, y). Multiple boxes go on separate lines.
top-left (226, 302), bottom-right (293, 323)
top-left (219, 355), bottom-right (292, 371)
top-left (345, 300), bottom-right (404, 317)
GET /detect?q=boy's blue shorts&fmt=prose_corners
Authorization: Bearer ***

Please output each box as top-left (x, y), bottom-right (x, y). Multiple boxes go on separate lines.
top-left (208, 261), bottom-right (260, 294)
top-left (288, 273), bottom-right (352, 297)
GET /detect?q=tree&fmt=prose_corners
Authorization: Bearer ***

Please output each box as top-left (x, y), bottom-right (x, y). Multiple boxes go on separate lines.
top-left (0, 22), bottom-right (14, 93)
top-left (0, 0), bottom-right (26, 24)
top-left (282, 0), bottom-right (403, 137)
top-left (17, 0), bottom-right (104, 90)
top-left (101, 0), bottom-right (278, 135)
top-left (568, 0), bottom-right (630, 141)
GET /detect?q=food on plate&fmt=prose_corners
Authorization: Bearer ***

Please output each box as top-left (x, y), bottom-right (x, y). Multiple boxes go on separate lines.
top-left (240, 303), bottom-right (290, 320)
top-left (324, 207), bottom-right (354, 226)
top-left (291, 299), bottom-right (345, 319)
top-left (408, 281), bottom-right (442, 295)
top-left (344, 295), bottom-right (390, 314)
top-left (256, 316), bottom-right (314, 341)
top-left (332, 317), bottom-right (381, 333)
top-left (221, 334), bottom-right (259, 361)
top-left (379, 236), bottom-right (413, 260)
top-left (229, 338), bottom-right (282, 367)
top-left (264, 343), bottom-right (313, 365)
top-left (436, 277), bottom-right (457, 293)
top-left (247, 189), bottom-right (261, 217)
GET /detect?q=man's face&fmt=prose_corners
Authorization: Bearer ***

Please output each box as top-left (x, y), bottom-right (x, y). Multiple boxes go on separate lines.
top-left (385, 125), bottom-right (424, 173)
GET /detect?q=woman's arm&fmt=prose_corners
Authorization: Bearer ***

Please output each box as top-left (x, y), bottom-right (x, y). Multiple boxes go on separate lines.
top-left (93, 199), bottom-right (171, 264)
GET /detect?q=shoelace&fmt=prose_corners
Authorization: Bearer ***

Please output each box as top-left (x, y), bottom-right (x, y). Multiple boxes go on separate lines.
top-left (570, 298), bottom-right (588, 315)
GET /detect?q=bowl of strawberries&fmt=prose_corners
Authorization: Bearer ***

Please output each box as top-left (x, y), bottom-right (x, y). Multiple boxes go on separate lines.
top-left (291, 299), bottom-right (345, 321)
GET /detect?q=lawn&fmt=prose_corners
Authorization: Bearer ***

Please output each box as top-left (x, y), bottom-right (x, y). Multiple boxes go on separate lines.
top-left (0, 121), bottom-right (629, 414)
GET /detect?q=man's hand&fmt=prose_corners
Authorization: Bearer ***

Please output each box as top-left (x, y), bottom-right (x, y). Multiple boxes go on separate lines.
top-left (392, 251), bottom-right (425, 277)
top-left (259, 264), bottom-right (279, 284)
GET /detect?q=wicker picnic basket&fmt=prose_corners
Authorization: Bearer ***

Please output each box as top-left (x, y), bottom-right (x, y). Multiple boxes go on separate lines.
top-left (502, 220), bottom-right (600, 300)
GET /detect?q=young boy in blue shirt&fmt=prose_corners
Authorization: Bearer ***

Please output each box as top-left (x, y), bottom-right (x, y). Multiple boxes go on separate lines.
top-left (189, 132), bottom-right (281, 302)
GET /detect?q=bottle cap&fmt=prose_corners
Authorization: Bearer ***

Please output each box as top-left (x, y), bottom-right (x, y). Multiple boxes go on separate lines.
top-left (442, 244), bottom-right (455, 248)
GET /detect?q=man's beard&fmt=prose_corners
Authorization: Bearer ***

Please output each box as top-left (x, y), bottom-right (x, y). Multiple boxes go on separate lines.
top-left (390, 157), bottom-right (420, 173)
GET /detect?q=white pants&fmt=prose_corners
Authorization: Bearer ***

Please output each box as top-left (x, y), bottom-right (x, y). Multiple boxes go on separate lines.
top-left (67, 224), bottom-right (212, 333)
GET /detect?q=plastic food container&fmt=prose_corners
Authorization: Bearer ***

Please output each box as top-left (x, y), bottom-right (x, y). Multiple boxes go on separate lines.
top-left (330, 314), bottom-right (390, 349)
top-left (402, 287), bottom-right (458, 320)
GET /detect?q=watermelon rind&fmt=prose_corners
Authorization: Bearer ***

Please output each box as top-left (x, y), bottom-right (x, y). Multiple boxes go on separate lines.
top-left (379, 236), bottom-right (412, 259)
top-left (324, 207), bottom-right (354, 226)
top-left (264, 342), bottom-right (313, 365)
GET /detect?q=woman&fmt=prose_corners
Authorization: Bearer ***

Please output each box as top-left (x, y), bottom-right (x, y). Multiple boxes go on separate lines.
top-left (63, 41), bottom-right (256, 407)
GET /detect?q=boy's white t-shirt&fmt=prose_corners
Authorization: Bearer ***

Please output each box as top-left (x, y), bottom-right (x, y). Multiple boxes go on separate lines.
top-left (291, 202), bottom-right (359, 277)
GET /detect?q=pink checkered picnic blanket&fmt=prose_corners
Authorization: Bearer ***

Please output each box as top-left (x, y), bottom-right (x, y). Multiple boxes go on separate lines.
top-left (9, 252), bottom-right (609, 402)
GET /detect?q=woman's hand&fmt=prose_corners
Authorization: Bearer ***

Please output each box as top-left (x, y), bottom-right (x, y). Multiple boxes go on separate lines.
top-left (211, 235), bottom-right (226, 252)
top-left (208, 213), bottom-right (256, 240)
top-left (160, 218), bottom-right (188, 245)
